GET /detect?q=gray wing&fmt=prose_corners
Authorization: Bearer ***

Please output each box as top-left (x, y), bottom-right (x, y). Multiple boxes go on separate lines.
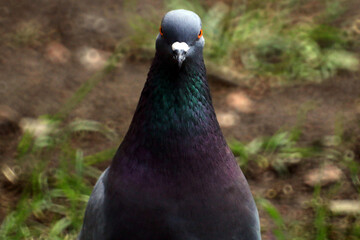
top-left (78, 168), bottom-right (108, 240)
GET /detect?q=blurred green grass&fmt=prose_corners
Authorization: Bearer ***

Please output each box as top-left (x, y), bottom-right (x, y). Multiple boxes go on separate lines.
top-left (126, 0), bottom-right (359, 83)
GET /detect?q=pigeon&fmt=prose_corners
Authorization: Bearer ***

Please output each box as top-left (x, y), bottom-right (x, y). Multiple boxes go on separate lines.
top-left (79, 9), bottom-right (261, 240)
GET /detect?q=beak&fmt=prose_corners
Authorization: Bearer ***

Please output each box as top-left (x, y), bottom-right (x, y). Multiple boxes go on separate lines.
top-left (172, 42), bottom-right (189, 68)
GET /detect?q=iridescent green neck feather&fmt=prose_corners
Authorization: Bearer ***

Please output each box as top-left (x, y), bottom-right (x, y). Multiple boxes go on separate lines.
top-left (112, 54), bottom-right (228, 172)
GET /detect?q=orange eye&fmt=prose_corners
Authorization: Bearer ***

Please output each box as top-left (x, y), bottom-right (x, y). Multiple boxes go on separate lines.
top-left (198, 29), bottom-right (203, 39)
top-left (159, 27), bottom-right (164, 36)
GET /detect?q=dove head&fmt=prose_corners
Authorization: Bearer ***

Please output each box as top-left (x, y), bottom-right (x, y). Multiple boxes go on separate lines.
top-left (156, 9), bottom-right (204, 68)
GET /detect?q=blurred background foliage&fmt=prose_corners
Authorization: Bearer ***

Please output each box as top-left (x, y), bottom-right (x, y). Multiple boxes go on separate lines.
top-left (126, 0), bottom-right (359, 83)
top-left (0, 0), bottom-right (360, 239)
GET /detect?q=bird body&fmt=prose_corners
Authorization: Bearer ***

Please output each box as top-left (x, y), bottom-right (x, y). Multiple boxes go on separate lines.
top-left (79, 9), bottom-right (261, 240)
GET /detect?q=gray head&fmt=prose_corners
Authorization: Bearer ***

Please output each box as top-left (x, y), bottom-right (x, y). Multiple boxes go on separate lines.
top-left (156, 9), bottom-right (205, 68)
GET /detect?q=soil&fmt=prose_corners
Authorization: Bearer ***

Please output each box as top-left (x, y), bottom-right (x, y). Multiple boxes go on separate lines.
top-left (0, 0), bottom-right (359, 239)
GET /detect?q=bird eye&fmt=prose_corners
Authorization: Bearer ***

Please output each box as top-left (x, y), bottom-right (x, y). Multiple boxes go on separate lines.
top-left (159, 27), bottom-right (164, 37)
top-left (198, 29), bottom-right (203, 39)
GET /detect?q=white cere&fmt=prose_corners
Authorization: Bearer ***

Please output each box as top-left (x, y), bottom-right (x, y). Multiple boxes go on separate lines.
top-left (171, 42), bottom-right (190, 52)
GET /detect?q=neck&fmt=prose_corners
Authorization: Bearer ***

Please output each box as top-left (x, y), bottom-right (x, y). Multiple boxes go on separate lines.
top-left (113, 53), bottom-right (229, 171)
